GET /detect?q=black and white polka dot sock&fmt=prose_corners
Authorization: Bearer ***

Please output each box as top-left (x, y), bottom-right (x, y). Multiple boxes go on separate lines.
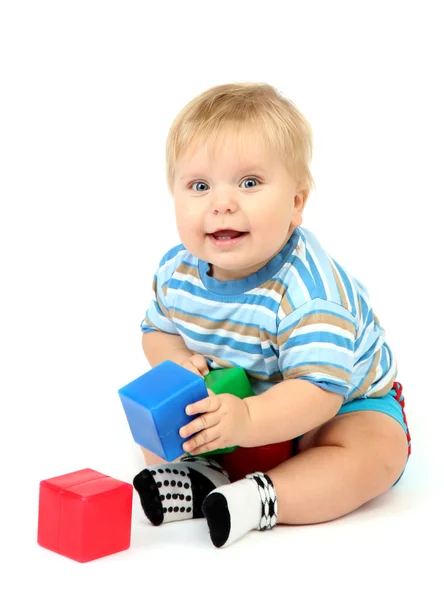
top-left (202, 472), bottom-right (278, 548)
top-left (133, 456), bottom-right (230, 526)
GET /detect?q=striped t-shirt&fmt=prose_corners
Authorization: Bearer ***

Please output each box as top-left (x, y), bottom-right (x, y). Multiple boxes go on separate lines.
top-left (141, 227), bottom-right (397, 403)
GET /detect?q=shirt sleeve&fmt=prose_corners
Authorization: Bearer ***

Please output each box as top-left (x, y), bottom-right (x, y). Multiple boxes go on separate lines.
top-left (140, 270), bottom-right (179, 335)
top-left (277, 298), bottom-right (356, 398)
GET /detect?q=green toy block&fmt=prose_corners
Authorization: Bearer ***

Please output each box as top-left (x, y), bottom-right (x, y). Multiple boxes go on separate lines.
top-left (205, 367), bottom-right (254, 399)
top-left (189, 366), bottom-right (255, 458)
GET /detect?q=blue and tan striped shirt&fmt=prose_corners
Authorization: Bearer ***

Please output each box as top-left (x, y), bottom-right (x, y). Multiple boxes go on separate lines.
top-left (141, 227), bottom-right (397, 403)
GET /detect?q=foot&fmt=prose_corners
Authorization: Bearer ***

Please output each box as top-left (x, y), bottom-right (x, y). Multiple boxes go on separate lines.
top-left (133, 457), bottom-right (230, 526)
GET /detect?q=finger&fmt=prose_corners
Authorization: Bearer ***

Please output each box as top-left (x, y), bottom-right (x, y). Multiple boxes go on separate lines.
top-left (181, 362), bottom-right (203, 378)
top-left (191, 355), bottom-right (210, 375)
top-left (183, 426), bottom-right (219, 454)
top-left (191, 439), bottom-right (223, 455)
top-left (189, 365), bottom-right (203, 377)
top-left (186, 394), bottom-right (221, 416)
top-left (179, 411), bottom-right (219, 439)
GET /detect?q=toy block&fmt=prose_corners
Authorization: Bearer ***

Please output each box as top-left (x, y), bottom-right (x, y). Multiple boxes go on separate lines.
top-left (198, 366), bottom-right (255, 457)
top-left (118, 360), bottom-right (209, 462)
top-left (205, 366), bottom-right (254, 399)
top-left (37, 468), bottom-right (133, 563)
top-left (220, 440), bottom-right (294, 482)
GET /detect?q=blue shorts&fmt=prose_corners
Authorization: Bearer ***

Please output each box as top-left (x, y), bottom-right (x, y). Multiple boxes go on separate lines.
top-left (339, 383), bottom-right (410, 437)
top-left (296, 382), bottom-right (411, 482)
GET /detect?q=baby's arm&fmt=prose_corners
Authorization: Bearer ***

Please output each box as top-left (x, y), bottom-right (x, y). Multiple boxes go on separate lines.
top-left (142, 330), bottom-right (195, 368)
top-left (248, 297), bottom-right (354, 448)
top-left (142, 331), bottom-right (208, 377)
top-left (241, 379), bottom-right (343, 447)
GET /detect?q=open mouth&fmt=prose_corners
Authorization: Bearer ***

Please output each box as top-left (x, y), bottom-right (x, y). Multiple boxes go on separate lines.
top-left (207, 229), bottom-right (248, 247)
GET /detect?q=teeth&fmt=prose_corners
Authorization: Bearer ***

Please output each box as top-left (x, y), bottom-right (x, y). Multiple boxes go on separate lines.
top-left (217, 236), bottom-right (231, 240)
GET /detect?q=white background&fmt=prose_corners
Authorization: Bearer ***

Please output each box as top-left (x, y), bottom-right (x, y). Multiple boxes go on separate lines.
top-left (1, 1), bottom-right (443, 598)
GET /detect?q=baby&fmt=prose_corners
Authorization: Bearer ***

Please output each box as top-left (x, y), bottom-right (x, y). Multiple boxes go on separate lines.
top-left (132, 82), bottom-right (411, 548)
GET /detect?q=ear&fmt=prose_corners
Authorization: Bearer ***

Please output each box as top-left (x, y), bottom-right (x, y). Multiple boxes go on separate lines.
top-left (291, 189), bottom-right (309, 227)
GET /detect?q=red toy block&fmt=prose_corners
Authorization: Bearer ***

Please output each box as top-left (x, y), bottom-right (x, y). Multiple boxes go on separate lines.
top-left (220, 441), bottom-right (293, 482)
top-left (37, 468), bottom-right (133, 562)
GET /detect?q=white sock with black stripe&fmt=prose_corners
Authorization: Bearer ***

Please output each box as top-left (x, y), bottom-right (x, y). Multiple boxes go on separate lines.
top-left (202, 472), bottom-right (278, 548)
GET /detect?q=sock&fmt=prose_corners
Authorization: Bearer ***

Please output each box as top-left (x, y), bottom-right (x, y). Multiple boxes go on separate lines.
top-left (133, 455), bottom-right (230, 526)
top-left (202, 471), bottom-right (278, 548)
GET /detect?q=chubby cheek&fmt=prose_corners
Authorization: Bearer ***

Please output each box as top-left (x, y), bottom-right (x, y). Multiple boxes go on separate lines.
top-left (250, 205), bottom-right (293, 239)
top-left (175, 204), bottom-right (205, 246)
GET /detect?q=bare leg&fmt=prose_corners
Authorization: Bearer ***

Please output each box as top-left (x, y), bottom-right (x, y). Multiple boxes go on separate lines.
top-left (140, 446), bottom-right (186, 466)
top-left (202, 410), bottom-right (409, 547)
top-left (269, 410), bottom-right (409, 524)
top-left (140, 446), bottom-right (165, 466)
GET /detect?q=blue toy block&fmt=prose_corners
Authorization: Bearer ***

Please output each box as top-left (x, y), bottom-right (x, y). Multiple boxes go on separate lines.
top-left (118, 360), bottom-right (209, 462)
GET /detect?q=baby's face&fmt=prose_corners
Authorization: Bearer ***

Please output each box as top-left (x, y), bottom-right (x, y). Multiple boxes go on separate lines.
top-left (173, 135), bottom-right (305, 281)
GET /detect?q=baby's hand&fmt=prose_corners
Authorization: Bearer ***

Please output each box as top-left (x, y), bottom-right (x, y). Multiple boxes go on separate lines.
top-left (180, 354), bottom-right (210, 378)
top-left (180, 392), bottom-right (250, 455)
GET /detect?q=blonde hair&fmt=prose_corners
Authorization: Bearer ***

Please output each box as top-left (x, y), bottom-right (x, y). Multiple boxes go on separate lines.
top-left (165, 82), bottom-right (314, 194)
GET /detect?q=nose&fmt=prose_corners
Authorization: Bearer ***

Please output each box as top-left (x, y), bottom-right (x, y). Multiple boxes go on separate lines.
top-left (210, 189), bottom-right (238, 214)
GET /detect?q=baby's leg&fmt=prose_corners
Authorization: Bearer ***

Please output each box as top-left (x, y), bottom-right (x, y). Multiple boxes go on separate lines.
top-left (134, 455), bottom-right (230, 526)
top-left (140, 446), bottom-right (166, 466)
top-left (271, 410), bottom-right (408, 524)
top-left (203, 410), bottom-right (408, 547)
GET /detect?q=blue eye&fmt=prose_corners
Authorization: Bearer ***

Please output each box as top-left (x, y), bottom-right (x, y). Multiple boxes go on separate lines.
top-left (191, 181), bottom-right (209, 192)
top-left (240, 178), bottom-right (259, 189)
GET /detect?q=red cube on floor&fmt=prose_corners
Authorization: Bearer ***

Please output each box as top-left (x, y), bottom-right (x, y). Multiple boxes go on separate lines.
top-left (37, 468), bottom-right (133, 562)
top-left (220, 441), bottom-right (294, 482)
